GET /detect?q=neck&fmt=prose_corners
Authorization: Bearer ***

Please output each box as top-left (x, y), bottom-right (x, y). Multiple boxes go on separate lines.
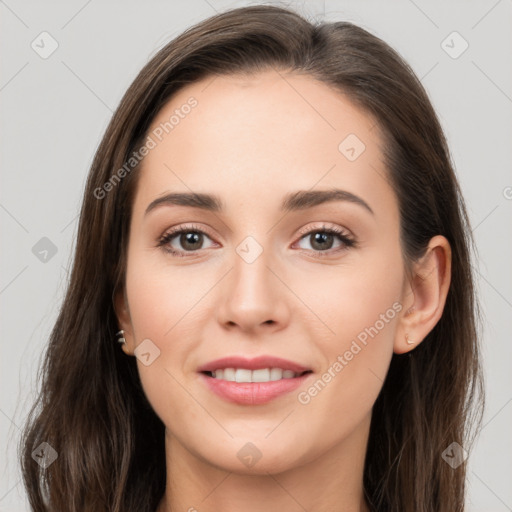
top-left (157, 414), bottom-right (372, 512)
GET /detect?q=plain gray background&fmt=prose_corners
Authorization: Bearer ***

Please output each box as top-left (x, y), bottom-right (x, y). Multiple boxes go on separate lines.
top-left (1, 0), bottom-right (511, 510)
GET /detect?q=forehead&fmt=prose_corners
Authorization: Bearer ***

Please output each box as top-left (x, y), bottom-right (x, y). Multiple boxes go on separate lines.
top-left (132, 69), bottom-right (396, 223)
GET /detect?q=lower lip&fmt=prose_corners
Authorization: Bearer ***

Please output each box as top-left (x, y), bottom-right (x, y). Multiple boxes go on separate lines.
top-left (199, 372), bottom-right (312, 405)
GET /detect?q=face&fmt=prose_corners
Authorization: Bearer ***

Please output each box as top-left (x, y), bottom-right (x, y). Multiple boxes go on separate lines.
top-left (117, 69), bottom-right (408, 474)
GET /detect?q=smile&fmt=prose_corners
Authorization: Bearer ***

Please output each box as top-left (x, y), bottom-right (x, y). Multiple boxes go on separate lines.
top-left (204, 367), bottom-right (310, 382)
top-left (199, 369), bottom-right (313, 405)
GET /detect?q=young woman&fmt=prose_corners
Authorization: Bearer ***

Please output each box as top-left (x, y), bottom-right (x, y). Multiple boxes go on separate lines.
top-left (19, 5), bottom-right (484, 511)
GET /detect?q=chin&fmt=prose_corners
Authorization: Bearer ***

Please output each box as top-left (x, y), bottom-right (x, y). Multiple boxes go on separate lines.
top-left (195, 437), bottom-right (312, 476)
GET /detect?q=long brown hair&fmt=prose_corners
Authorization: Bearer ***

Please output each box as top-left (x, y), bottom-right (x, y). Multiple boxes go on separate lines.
top-left (19, 5), bottom-right (484, 511)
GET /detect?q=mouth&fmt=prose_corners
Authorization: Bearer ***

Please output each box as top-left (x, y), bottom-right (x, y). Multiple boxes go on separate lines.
top-left (200, 368), bottom-right (313, 383)
top-left (198, 360), bottom-right (313, 405)
top-left (197, 355), bottom-right (314, 405)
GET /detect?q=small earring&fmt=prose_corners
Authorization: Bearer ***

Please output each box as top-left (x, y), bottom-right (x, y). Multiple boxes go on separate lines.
top-left (405, 306), bottom-right (416, 316)
top-left (116, 329), bottom-right (126, 345)
top-left (405, 333), bottom-right (414, 345)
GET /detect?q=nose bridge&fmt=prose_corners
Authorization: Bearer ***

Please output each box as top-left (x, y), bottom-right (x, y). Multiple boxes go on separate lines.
top-left (232, 237), bottom-right (275, 308)
top-left (217, 234), bottom-right (289, 330)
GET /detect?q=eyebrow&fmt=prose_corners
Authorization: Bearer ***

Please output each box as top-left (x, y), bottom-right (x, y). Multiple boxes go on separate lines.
top-left (144, 188), bottom-right (374, 216)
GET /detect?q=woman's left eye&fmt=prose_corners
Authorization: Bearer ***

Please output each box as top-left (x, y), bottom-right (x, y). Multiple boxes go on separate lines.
top-left (157, 224), bottom-right (356, 258)
top-left (294, 227), bottom-right (356, 255)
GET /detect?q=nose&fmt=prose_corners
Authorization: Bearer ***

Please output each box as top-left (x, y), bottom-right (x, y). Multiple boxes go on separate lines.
top-left (216, 245), bottom-right (291, 334)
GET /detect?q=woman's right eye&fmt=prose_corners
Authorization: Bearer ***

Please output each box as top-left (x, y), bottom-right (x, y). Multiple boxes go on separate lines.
top-left (157, 227), bottom-right (216, 257)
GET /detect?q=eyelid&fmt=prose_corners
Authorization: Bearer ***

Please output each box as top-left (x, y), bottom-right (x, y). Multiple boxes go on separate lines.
top-left (159, 223), bottom-right (216, 239)
top-left (295, 222), bottom-right (353, 239)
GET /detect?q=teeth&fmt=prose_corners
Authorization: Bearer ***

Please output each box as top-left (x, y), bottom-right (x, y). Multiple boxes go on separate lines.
top-left (235, 369), bottom-right (252, 383)
top-left (269, 368), bottom-right (283, 381)
top-left (209, 367), bottom-right (302, 383)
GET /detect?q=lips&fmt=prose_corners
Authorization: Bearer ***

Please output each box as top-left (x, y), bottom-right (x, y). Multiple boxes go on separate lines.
top-left (197, 355), bottom-right (311, 374)
top-left (197, 355), bottom-right (314, 405)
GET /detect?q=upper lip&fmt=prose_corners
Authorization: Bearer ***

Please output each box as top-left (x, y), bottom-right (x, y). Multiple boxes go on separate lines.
top-left (197, 355), bottom-right (311, 373)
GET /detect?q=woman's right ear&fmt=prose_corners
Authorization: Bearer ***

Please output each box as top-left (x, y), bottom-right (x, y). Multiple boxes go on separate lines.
top-left (114, 288), bottom-right (135, 356)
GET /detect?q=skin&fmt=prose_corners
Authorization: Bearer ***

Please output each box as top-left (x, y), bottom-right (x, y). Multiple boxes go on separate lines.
top-left (115, 69), bottom-right (451, 512)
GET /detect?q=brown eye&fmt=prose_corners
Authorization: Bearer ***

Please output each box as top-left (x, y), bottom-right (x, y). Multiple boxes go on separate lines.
top-left (179, 232), bottom-right (204, 251)
top-left (296, 227), bottom-right (355, 254)
top-left (309, 231), bottom-right (335, 251)
top-left (157, 226), bottom-right (216, 256)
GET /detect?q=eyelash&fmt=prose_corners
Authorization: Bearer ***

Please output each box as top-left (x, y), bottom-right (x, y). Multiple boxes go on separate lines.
top-left (156, 223), bottom-right (357, 258)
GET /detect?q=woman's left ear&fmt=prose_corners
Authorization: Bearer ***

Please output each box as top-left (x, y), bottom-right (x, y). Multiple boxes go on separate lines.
top-left (394, 235), bottom-right (452, 354)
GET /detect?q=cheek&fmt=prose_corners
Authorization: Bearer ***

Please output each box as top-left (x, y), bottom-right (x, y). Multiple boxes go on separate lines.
top-left (299, 256), bottom-right (402, 347)
top-left (295, 252), bottom-right (403, 408)
top-left (125, 250), bottom-right (209, 339)
top-left (124, 252), bottom-right (217, 423)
